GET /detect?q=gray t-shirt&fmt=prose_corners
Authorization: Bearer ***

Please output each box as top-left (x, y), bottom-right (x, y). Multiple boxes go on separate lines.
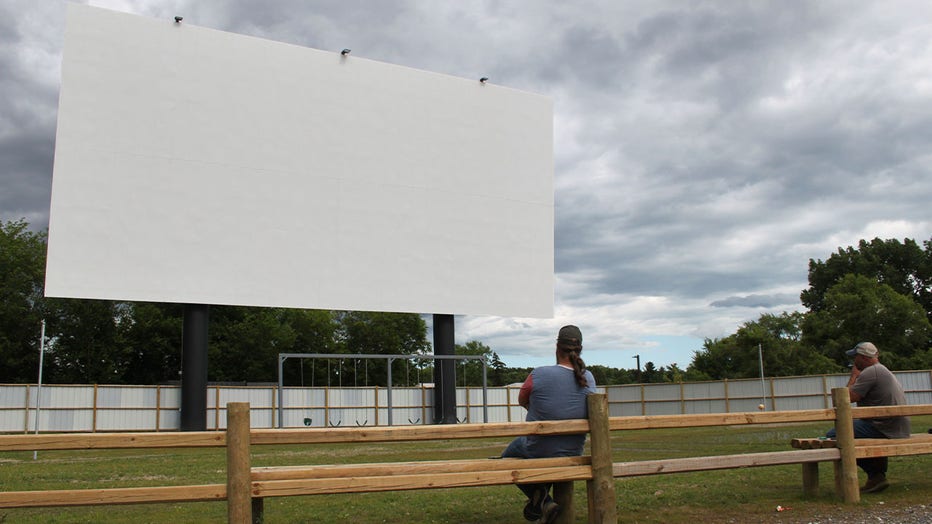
top-left (525, 365), bottom-right (597, 457)
top-left (851, 363), bottom-right (911, 438)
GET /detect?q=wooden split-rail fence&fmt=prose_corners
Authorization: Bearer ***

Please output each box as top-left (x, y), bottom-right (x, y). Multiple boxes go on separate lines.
top-left (1, 389), bottom-right (931, 523)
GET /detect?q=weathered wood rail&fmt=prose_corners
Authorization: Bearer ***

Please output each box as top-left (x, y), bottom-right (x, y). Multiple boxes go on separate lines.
top-left (0, 389), bottom-right (930, 522)
top-left (0, 395), bottom-right (615, 524)
top-left (232, 395), bottom-right (617, 523)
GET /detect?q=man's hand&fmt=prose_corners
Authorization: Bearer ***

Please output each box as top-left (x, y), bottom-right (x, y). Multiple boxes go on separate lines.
top-left (847, 366), bottom-right (862, 402)
top-left (848, 366), bottom-right (861, 384)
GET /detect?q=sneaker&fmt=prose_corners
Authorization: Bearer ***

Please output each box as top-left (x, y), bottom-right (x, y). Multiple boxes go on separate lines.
top-left (523, 487), bottom-right (547, 521)
top-left (861, 474), bottom-right (890, 493)
top-left (541, 500), bottom-right (562, 524)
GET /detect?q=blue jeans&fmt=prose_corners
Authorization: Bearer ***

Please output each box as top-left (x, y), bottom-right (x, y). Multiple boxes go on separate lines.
top-left (826, 420), bottom-right (888, 478)
top-left (502, 436), bottom-right (552, 501)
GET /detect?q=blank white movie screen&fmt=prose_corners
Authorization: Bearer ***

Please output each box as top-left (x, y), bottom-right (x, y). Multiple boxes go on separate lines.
top-left (46, 4), bottom-right (554, 318)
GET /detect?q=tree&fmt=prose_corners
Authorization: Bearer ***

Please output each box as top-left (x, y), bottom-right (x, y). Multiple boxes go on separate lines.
top-left (209, 306), bottom-right (300, 383)
top-left (44, 298), bottom-right (130, 383)
top-left (455, 340), bottom-right (495, 387)
top-left (0, 220), bottom-right (48, 382)
top-left (119, 302), bottom-right (184, 384)
top-left (336, 311), bottom-right (428, 354)
top-left (801, 237), bottom-right (932, 323)
top-left (802, 274), bottom-right (932, 369)
top-left (278, 309), bottom-right (339, 386)
top-left (331, 311), bottom-right (428, 386)
top-left (587, 364), bottom-right (637, 385)
top-left (689, 312), bottom-right (839, 380)
top-left (500, 366), bottom-right (533, 386)
top-left (641, 361), bottom-right (659, 383)
top-left (488, 350), bottom-right (507, 386)
top-left (662, 363), bottom-right (685, 383)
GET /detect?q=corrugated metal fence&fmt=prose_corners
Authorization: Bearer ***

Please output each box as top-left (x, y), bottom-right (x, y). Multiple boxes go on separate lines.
top-left (2, 370), bottom-right (930, 433)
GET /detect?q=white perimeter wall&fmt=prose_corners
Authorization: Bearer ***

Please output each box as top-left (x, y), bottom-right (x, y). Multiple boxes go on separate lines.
top-left (3, 371), bottom-right (929, 432)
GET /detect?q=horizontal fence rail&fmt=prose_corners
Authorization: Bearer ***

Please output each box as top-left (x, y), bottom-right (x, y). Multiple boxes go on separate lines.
top-left (2, 369), bottom-right (930, 433)
top-left (2, 399), bottom-right (931, 517)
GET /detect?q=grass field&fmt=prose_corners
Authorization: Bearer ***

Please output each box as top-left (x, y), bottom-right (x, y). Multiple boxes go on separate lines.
top-left (1, 416), bottom-right (930, 523)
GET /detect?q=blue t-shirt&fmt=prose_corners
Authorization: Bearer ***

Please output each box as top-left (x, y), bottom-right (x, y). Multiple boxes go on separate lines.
top-left (524, 365), bottom-right (597, 457)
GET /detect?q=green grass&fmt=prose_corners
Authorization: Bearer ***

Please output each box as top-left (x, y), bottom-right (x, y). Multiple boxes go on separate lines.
top-left (1, 416), bottom-right (930, 523)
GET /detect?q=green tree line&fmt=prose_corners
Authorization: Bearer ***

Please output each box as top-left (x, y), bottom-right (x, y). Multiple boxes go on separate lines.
top-left (688, 237), bottom-right (932, 380)
top-left (3, 219), bottom-right (930, 386)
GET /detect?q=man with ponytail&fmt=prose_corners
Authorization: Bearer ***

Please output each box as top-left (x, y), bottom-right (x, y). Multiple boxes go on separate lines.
top-left (501, 325), bottom-right (597, 523)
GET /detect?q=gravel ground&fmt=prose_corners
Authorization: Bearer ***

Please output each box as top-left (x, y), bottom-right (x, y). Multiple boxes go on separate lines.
top-left (760, 502), bottom-right (932, 523)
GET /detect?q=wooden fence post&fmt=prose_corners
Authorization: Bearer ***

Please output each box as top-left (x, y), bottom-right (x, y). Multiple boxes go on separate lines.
top-left (831, 388), bottom-right (859, 503)
top-left (227, 402), bottom-right (252, 523)
top-left (552, 481), bottom-right (574, 524)
top-left (586, 393), bottom-right (617, 523)
top-left (801, 462), bottom-right (819, 497)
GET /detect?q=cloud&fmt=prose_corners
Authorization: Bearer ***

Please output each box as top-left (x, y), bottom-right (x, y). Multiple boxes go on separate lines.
top-left (709, 294), bottom-right (800, 309)
top-left (4, 1), bottom-right (931, 370)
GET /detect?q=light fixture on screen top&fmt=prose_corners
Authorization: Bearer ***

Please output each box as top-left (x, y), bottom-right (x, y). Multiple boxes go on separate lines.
top-left (341, 49), bottom-right (351, 56)
top-left (479, 77), bottom-right (489, 84)
top-left (174, 16), bottom-right (182, 23)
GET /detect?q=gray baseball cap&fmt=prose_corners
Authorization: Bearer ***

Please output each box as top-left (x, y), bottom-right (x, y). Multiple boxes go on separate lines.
top-left (845, 342), bottom-right (878, 358)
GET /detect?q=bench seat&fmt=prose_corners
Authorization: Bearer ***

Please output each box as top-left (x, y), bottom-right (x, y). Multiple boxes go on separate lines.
top-left (791, 433), bottom-right (932, 453)
top-left (790, 433), bottom-right (932, 496)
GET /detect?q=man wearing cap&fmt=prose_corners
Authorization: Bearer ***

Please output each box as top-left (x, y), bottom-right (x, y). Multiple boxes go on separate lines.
top-left (826, 341), bottom-right (911, 494)
top-left (501, 325), bottom-right (596, 523)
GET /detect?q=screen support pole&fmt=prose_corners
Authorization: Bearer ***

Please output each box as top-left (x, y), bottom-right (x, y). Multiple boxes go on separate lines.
top-left (181, 304), bottom-right (209, 431)
top-left (432, 313), bottom-right (457, 424)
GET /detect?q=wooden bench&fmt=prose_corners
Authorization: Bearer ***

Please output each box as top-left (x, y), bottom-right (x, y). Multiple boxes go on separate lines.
top-left (787, 393), bottom-right (932, 500)
top-left (790, 433), bottom-right (932, 496)
top-left (791, 433), bottom-right (932, 451)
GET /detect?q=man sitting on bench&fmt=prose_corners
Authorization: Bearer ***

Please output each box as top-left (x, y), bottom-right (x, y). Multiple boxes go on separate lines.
top-left (825, 341), bottom-right (911, 494)
top-left (502, 325), bottom-right (597, 523)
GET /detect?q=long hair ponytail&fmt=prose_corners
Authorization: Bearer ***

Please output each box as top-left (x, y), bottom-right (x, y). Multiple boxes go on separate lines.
top-left (558, 342), bottom-right (588, 388)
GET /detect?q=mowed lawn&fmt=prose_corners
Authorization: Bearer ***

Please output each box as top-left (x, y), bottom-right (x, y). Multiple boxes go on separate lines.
top-left (1, 416), bottom-right (930, 523)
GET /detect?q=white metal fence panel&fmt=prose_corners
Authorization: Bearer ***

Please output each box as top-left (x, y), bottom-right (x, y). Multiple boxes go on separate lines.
top-left (96, 408), bottom-right (157, 431)
top-left (772, 376), bottom-right (827, 411)
top-left (898, 371), bottom-right (932, 404)
top-left (2, 370), bottom-right (930, 432)
top-left (644, 383), bottom-right (680, 401)
top-left (0, 386), bottom-right (29, 432)
top-left (46, 386), bottom-right (93, 408)
top-left (0, 385), bottom-right (28, 407)
top-left (606, 385), bottom-right (643, 416)
top-left (96, 385), bottom-right (156, 407)
top-left (683, 381), bottom-right (727, 414)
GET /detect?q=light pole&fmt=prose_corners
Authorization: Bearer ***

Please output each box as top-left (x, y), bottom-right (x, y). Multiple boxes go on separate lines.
top-left (758, 343), bottom-right (766, 410)
top-left (34, 320), bottom-right (46, 460)
top-left (632, 354), bottom-right (640, 382)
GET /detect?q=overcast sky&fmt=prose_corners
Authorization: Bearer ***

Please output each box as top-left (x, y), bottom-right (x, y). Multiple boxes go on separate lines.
top-left (3, 1), bottom-right (930, 371)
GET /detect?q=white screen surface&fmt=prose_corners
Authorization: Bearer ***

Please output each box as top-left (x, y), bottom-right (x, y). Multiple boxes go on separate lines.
top-left (46, 4), bottom-right (553, 318)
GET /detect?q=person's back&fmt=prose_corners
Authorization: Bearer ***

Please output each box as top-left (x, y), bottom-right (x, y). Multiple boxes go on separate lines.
top-left (851, 361), bottom-right (910, 438)
top-left (501, 324), bottom-right (595, 523)
top-left (525, 364), bottom-right (595, 456)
